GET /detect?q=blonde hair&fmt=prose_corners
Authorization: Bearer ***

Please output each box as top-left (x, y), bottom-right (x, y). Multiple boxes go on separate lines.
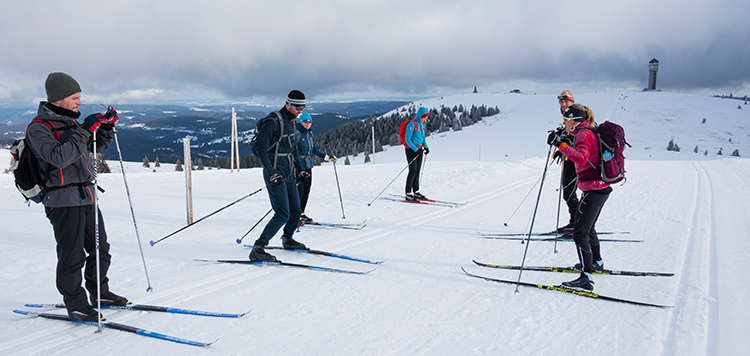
top-left (569, 103), bottom-right (595, 126)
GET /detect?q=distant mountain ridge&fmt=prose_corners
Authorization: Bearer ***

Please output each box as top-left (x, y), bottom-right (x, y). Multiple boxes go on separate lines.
top-left (0, 101), bottom-right (408, 162)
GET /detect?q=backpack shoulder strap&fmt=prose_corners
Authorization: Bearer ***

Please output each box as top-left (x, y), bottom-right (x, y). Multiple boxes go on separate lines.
top-left (28, 119), bottom-right (74, 141)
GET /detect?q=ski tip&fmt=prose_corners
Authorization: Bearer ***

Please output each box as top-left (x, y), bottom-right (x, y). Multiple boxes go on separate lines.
top-left (203, 338), bottom-right (220, 347)
top-left (237, 310), bottom-right (252, 318)
top-left (13, 309), bottom-right (39, 317)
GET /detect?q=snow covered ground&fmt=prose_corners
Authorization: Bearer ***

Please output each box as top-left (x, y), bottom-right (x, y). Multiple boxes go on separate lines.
top-left (1, 91), bottom-right (748, 355)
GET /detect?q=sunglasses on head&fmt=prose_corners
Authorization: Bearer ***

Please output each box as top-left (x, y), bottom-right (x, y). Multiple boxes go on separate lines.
top-left (557, 94), bottom-right (572, 101)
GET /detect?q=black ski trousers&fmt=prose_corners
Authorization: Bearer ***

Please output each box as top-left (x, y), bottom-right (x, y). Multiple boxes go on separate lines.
top-left (297, 168), bottom-right (313, 213)
top-left (562, 158), bottom-right (579, 225)
top-left (572, 188), bottom-right (611, 273)
top-left (405, 148), bottom-right (423, 194)
top-left (45, 205), bottom-right (112, 311)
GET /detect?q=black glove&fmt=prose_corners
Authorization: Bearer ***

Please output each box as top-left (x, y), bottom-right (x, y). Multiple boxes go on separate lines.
top-left (553, 150), bottom-right (563, 164)
top-left (424, 147), bottom-right (430, 155)
top-left (297, 171), bottom-right (310, 183)
top-left (547, 132), bottom-right (563, 147)
top-left (101, 106), bottom-right (119, 129)
top-left (269, 171), bottom-right (285, 185)
top-left (82, 113), bottom-right (107, 133)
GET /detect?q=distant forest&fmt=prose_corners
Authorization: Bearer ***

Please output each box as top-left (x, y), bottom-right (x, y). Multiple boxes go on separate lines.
top-left (200, 104), bottom-right (500, 170)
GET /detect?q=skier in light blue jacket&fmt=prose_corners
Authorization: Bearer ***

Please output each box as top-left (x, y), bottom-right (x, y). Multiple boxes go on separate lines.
top-left (403, 107), bottom-right (430, 201)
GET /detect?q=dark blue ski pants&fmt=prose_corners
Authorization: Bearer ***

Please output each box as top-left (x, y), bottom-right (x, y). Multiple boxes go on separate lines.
top-left (254, 165), bottom-right (301, 247)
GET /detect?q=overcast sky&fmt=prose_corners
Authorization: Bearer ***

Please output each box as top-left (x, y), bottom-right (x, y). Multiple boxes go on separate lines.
top-left (1, 0), bottom-right (748, 105)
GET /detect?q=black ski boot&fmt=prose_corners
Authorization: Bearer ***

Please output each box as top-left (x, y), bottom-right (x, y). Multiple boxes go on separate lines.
top-left (249, 246), bottom-right (278, 262)
top-left (91, 291), bottom-right (130, 307)
top-left (573, 259), bottom-right (604, 272)
top-left (300, 214), bottom-right (314, 224)
top-left (68, 305), bottom-right (105, 322)
top-left (405, 193), bottom-right (418, 202)
top-left (555, 222), bottom-right (574, 233)
top-left (282, 236), bottom-right (308, 250)
top-left (561, 272), bottom-right (594, 291)
top-left (413, 191), bottom-right (428, 200)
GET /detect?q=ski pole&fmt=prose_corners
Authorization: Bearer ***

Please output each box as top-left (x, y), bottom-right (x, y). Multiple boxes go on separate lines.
top-left (367, 153), bottom-right (420, 206)
top-left (331, 159), bottom-right (346, 219)
top-left (503, 152), bottom-right (558, 227)
top-left (105, 105), bottom-right (154, 292)
top-left (503, 173), bottom-right (543, 227)
top-left (236, 208), bottom-right (273, 244)
top-left (92, 126), bottom-right (103, 332)
top-left (553, 167), bottom-right (564, 254)
top-left (113, 129), bottom-right (154, 291)
top-left (150, 186), bottom-right (266, 246)
top-left (514, 144), bottom-right (554, 293)
top-left (324, 134), bottom-right (346, 219)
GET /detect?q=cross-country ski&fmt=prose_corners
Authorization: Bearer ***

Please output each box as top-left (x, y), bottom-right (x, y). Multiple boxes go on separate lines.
top-left (471, 260), bottom-right (674, 277)
top-left (257, 246), bottom-right (384, 264)
top-left (479, 235), bottom-right (643, 243)
top-left (193, 259), bottom-right (374, 274)
top-left (24, 303), bottom-right (250, 318)
top-left (13, 310), bottom-right (217, 347)
top-left (477, 231), bottom-right (630, 237)
top-left (302, 220), bottom-right (367, 230)
top-left (461, 268), bottom-right (672, 308)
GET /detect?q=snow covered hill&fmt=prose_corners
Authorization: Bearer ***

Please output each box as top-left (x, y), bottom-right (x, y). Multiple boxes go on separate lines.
top-left (1, 91), bottom-right (748, 355)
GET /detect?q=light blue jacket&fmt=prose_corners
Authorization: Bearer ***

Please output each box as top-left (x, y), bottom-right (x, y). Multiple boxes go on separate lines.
top-left (405, 107), bottom-right (429, 152)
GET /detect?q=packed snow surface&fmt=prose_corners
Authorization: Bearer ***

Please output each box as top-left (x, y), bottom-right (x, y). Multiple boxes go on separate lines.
top-left (1, 91), bottom-right (749, 355)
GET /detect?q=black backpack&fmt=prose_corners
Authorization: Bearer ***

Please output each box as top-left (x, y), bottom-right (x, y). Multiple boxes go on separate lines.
top-left (250, 111), bottom-right (296, 168)
top-left (9, 119), bottom-right (72, 204)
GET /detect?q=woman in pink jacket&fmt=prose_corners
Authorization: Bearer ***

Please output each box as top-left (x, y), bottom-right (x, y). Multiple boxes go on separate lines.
top-left (547, 104), bottom-right (612, 291)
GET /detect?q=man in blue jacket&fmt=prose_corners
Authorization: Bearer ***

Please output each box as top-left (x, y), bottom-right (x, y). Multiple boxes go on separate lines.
top-left (403, 107), bottom-right (430, 201)
top-left (249, 90), bottom-right (309, 262)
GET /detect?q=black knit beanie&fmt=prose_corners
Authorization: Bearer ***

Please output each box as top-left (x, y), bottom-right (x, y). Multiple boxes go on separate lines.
top-left (286, 90), bottom-right (306, 106)
top-left (45, 72), bottom-right (81, 102)
top-left (563, 106), bottom-right (587, 122)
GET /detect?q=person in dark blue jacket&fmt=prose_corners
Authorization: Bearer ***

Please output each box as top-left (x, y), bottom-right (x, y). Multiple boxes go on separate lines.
top-left (403, 107), bottom-right (430, 201)
top-left (248, 90), bottom-right (308, 262)
top-left (296, 113), bottom-right (336, 223)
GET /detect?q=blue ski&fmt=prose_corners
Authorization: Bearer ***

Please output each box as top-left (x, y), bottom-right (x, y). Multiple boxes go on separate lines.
top-left (303, 220), bottom-right (367, 230)
top-left (13, 309), bottom-right (217, 347)
top-left (24, 303), bottom-right (249, 318)
top-left (194, 259), bottom-right (374, 274)
top-left (258, 246), bottom-right (384, 264)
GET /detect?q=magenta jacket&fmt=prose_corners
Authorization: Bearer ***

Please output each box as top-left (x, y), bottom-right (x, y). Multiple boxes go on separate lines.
top-left (559, 121), bottom-right (610, 192)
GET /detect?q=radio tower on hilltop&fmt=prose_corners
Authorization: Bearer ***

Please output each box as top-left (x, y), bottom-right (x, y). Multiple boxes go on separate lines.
top-left (647, 58), bottom-right (659, 91)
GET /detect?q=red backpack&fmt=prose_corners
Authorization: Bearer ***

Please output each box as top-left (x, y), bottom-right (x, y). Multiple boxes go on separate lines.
top-left (582, 121), bottom-right (630, 184)
top-left (399, 119), bottom-right (416, 148)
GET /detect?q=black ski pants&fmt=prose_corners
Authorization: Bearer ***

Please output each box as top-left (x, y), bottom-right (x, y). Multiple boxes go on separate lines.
top-left (45, 205), bottom-right (112, 311)
top-left (572, 188), bottom-right (611, 273)
top-left (562, 158), bottom-right (579, 225)
top-left (297, 168), bottom-right (313, 213)
top-left (405, 148), bottom-right (423, 194)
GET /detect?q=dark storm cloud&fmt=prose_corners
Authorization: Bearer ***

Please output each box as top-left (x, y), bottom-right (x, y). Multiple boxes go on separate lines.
top-left (1, 0), bottom-right (748, 103)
